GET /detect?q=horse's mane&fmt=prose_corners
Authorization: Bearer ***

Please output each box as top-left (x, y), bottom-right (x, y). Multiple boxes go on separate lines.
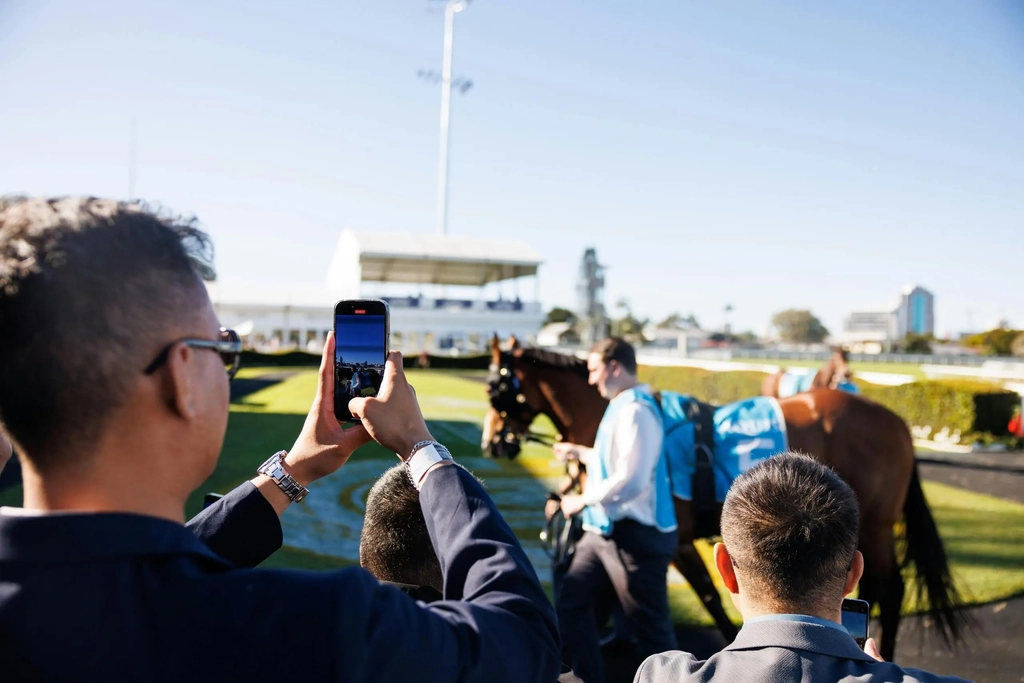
top-left (515, 347), bottom-right (589, 377)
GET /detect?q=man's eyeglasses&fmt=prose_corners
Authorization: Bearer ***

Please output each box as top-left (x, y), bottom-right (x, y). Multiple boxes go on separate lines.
top-left (143, 328), bottom-right (242, 380)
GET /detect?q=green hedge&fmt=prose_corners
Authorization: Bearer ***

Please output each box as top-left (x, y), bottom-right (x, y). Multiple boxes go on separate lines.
top-left (638, 366), bottom-right (765, 406)
top-left (240, 349), bottom-right (320, 367)
top-left (401, 353), bottom-right (491, 370)
top-left (858, 379), bottom-right (1019, 439)
top-left (638, 365), bottom-right (1019, 440)
top-left (240, 350), bottom-right (491, 371)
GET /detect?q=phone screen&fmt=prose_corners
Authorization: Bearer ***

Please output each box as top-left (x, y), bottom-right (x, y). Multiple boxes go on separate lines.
top-left (841, 599), bottom-right (869, 647)
top-left (334, 300), bottom-right (389, 422)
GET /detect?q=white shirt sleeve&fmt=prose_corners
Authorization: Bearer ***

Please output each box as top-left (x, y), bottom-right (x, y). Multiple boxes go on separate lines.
top-left (580, 402), bottom-right (663, 507)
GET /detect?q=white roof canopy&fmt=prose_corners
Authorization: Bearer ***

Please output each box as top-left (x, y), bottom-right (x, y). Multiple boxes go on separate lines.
top-left (328, 229), bottom-right (543, 288)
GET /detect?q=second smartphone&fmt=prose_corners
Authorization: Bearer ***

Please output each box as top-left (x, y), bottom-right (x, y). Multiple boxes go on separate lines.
top-left (333, 299), bottom-right (390, 422)
top-left (840, 598), bottom-right (870, 648)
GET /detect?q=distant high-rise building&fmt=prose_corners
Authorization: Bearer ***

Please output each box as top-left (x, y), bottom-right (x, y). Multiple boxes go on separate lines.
top-left (896, 285), bottom-right (935, 337)
top-left (841, 285), bottom-right (935, 352)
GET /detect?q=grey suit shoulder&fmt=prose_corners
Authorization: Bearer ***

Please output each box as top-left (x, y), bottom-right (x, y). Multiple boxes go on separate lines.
top-left (634, 621), bottom-right (971, 683)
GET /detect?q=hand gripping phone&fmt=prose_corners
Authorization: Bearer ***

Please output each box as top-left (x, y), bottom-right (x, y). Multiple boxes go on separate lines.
top-left (333, 299), bottom-right (390, 422)
top-left (841, 598), bottom-right (870, 648)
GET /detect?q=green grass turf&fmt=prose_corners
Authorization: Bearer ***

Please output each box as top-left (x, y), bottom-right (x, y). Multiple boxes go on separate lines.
top-left (3, 367), bottom-right (1021, 626)
top-left (220, 368), bottom-right (1024, 622)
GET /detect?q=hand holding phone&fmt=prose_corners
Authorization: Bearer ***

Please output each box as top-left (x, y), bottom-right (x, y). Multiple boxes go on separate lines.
top-left (348, 350), bottom-right (434, 459)
top-left (841, 598), bottom-right (870, 648)
top-left (333, 300), bottom-right (389, 422)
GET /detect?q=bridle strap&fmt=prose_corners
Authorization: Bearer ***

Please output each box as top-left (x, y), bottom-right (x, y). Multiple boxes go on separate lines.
top-left (524, 431), bottom-right (555, 446)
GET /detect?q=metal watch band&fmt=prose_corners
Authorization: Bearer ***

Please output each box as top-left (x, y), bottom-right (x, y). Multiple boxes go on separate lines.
top-left (407, 440), bottom-right (439, 461)
top-left (257, 451), bottom-right (309, 503)
top-left (405, 442), bottom-right (453, 489)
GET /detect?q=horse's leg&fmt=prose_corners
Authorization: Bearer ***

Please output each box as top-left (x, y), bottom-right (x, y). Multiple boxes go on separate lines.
top-left (672, 499), bottom-right (738, 642)
top-left (858, 523), bottom-right (904, 661)
top-left (673, 541), bottom-right (738, 642)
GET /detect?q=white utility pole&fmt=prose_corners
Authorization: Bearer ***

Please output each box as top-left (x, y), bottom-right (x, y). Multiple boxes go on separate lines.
top-left (435, 0), bottom-right (468, 235)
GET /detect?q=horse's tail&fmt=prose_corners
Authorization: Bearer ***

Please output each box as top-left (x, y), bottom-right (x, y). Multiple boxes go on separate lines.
top-left (900, 464), bottom-right (970, 646)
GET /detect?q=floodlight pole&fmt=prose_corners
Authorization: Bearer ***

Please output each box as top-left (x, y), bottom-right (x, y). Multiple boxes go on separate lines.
top-left (128, 118), bottom-right (137, 200)
top-left (436, 0), bottom-right (466, 236)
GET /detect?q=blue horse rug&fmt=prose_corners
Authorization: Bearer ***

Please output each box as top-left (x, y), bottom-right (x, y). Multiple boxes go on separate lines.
top-left (777, 369), bottom-right (859, 398)
top-left (661, 394), bottom-right (789, 503)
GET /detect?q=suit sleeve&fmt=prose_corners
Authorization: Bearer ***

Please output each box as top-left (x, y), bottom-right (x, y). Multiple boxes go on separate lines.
top-left (340, 463), bottom-right (561, 683)
top-left (186, 481), bottom-right (283, 568)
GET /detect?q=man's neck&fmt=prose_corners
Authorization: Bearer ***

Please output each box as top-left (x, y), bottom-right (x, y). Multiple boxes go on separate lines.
top-left (607, 377), bottom-right (641, 400)
top-left (20, 459), bottom-right (188, 523)
top-left (740, 602), bottom-right (841, 625)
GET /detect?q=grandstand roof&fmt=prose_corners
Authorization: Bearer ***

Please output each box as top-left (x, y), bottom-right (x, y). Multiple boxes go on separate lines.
top-left (329, 229), bottom-right (543, 287)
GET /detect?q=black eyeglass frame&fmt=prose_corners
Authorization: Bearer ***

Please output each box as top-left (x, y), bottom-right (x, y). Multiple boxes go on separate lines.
top-left (143, 327), bottom-right (242, 380)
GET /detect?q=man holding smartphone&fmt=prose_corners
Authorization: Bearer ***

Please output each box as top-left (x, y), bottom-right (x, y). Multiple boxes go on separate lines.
top-left (633, 454), bottom-right (968, 683)
top-left (0, 196), bottom-right (560, 683)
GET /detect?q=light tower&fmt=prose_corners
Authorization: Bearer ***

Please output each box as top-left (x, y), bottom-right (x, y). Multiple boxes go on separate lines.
top-left (421, 0), bottom-right (473, 235)
top-left (576, 248), bottom-right (608, 347)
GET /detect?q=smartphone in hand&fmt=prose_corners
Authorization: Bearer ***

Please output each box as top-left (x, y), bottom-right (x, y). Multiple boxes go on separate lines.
top-left (333, 299), bottom-right (390, 422)
top-left (841, 598), bottom-right (870, 648)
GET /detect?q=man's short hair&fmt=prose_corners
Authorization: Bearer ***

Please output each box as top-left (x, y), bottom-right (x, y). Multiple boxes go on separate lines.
top-left (0, 196), bottom-right (214, 472)
top-left (720, 453), bottom-right (860, 611)
top-left (360, 464), bottom-right (443, 592)
top-left (589, 337), bottom-right (637, 375)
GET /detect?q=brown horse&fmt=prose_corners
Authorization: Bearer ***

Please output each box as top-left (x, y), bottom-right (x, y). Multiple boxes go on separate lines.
top-left (762, 346), bottom-right (853, 397)
top-left (481, 337), bottom-right (965, 661)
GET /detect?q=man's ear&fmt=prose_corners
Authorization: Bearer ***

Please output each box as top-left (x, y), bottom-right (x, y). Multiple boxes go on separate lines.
top-left (165, 343), bottom-right (198, 420)
top-left (714, 542), bottom-right (739, 595)
top-left (844, 550), bottom-right (865, 596)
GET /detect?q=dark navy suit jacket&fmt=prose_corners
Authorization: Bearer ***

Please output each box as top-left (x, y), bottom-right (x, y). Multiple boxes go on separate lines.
top-left (0, 464), bottom-right (561, 682)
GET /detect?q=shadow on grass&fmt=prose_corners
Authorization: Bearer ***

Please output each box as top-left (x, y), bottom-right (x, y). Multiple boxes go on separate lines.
top-left (197, 413), bottom-right (557, 574)
top-left (230, 371), bottom-right (298, 406)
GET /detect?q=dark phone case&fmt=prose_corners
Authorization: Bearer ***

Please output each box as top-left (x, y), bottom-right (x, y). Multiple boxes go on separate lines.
top-left (840, 598), bottom-right (870, 646)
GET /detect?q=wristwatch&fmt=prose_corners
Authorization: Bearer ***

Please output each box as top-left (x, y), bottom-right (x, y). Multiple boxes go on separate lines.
top-left (406, 440), bottom-right (454, 489)
top-left (257, 451), bottom-right (309, 503)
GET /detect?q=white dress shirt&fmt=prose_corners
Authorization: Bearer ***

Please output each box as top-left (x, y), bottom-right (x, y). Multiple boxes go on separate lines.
top-left (580, 384), bottom-right (664, 528)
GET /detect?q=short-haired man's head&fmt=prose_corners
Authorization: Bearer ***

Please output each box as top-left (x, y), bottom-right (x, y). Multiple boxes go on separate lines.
top-left (360, 464), bottom-right (443, 592)
top-left (589, 337), bottom-right (637, 375)
top-left (720, 454), bottom-right (860, 611)
top-left (0, 196), bottom-right (214, 472)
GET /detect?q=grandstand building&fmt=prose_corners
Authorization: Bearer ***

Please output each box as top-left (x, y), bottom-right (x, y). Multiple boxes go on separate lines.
top-left (207, 229), bottom-right (545, 355)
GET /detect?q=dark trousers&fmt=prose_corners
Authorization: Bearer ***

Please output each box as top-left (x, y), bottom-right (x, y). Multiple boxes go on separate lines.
top-left (556, 519), bottom-right (678, 683)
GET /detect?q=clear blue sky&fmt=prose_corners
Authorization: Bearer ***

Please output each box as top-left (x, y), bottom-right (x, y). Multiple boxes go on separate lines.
top-left (2, 0), bottom-right (1022, 337)
top-left (335, 314), bottom-right (387, 366)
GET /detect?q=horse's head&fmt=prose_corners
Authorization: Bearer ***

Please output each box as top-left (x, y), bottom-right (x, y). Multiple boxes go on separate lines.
top-left (828, 346), bottom-right (853, 389)
top-left (482, 335), bottom-right (550, 458)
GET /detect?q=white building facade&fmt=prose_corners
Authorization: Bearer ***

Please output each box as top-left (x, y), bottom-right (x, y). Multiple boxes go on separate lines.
top-left (209, 229), bottom-right (546, 355)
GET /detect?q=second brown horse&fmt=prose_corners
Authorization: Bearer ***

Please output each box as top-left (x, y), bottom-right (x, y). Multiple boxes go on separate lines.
top-left (762, 346), bottom-right (853, 397)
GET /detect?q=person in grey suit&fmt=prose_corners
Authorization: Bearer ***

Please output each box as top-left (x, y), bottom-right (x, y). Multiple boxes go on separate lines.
top-left (634, 453), bottom-right (970, 683)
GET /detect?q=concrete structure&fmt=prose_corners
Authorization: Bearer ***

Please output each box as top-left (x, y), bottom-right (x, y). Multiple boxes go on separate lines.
top-left (536, 322), bottom-right (578, 347)
top-left (841, 310), bottom-right (897, 352)
top-left (209, 229), bottom-right (545, 355)
top-left (576, 248), bottom-right (609, 347)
